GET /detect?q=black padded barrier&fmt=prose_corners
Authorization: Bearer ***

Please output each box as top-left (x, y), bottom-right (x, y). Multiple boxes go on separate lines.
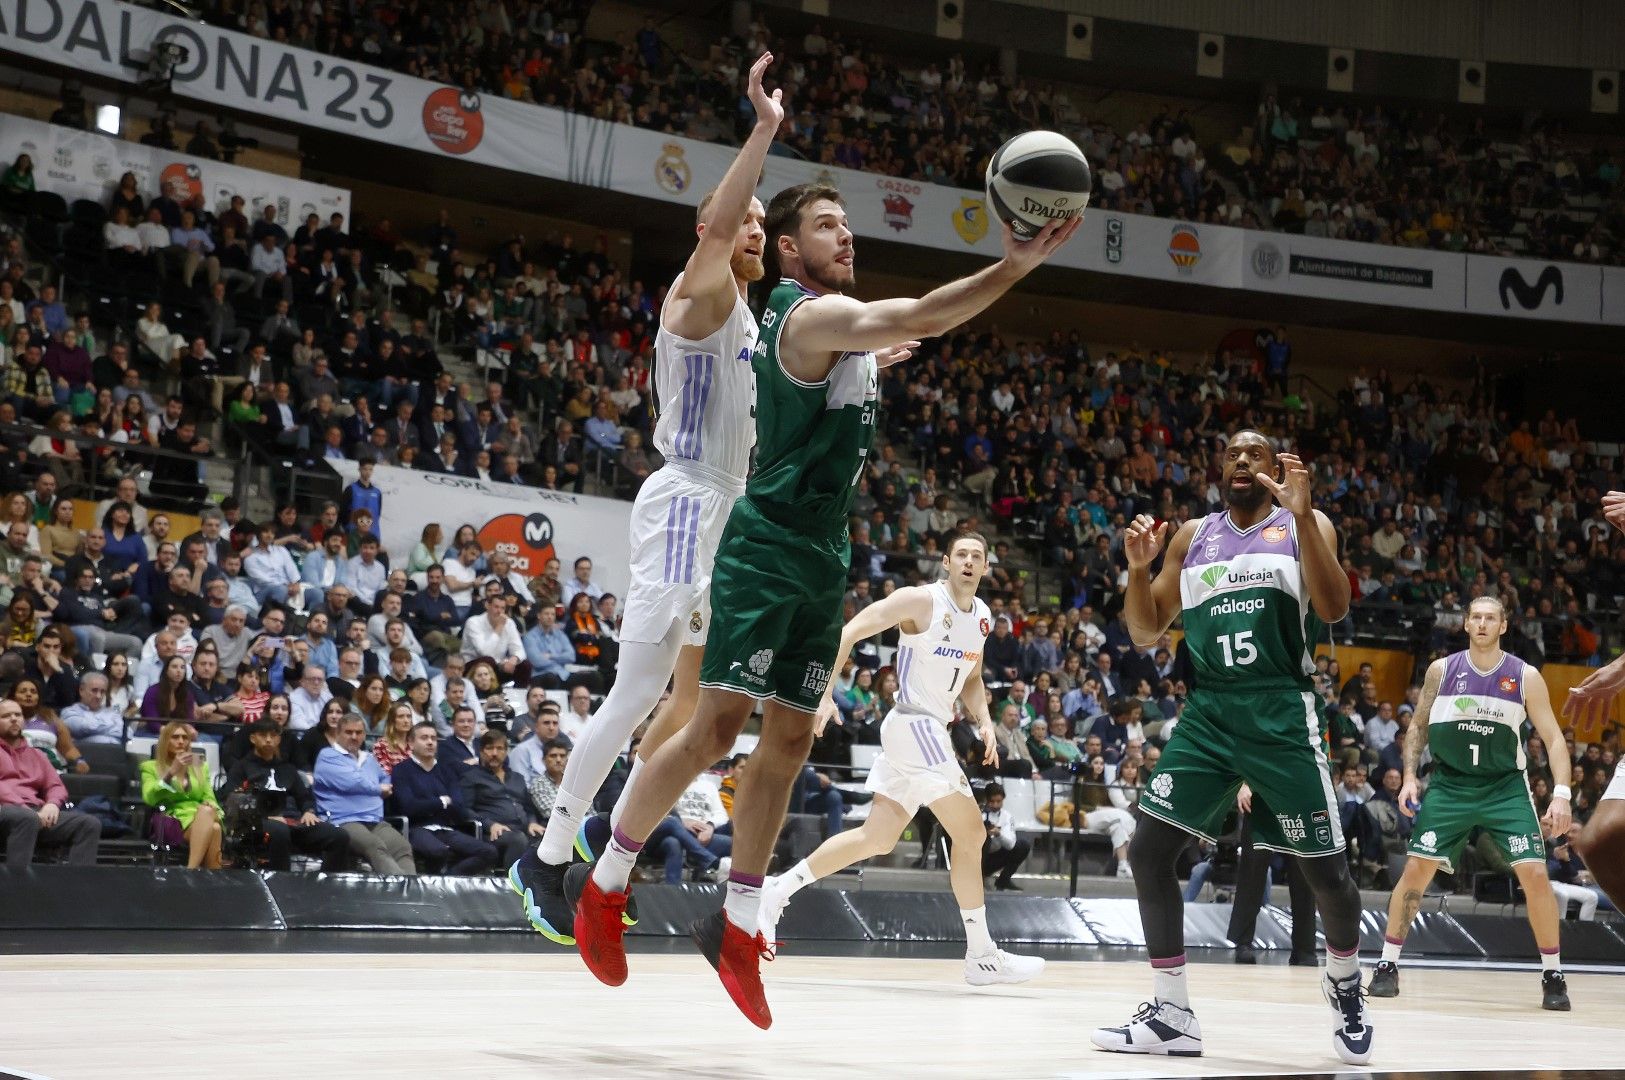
top-left (1452, 913), bottom-right (1625, 964)
top-left (1358, 907), bottom-right (1484, 957)
top-left (0, 866), bottom-right (282, 930)
top-left (265, 871), bottom-right (527, 931)
top-left (844, 889), bottom-right (973, 942)
top-left (985, 893), bottom-right (1098, 944)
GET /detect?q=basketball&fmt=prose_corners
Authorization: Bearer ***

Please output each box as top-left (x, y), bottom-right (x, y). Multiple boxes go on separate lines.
top-left (984, 130), bottom-right (1092, 241)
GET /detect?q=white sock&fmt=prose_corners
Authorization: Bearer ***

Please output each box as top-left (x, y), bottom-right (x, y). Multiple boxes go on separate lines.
top-left (1381, 939), bottom-right (1403, 965)
top-left (961, 906), bottom-right (995, 956)
top-left (537, 790), bottom-right (592, 866)
top-left (609, 755), bottom-right (645, 832)
top-left (1540, 949), bottom-right (1561, 972)
top-left (591, 826), bottom-right (642, 893)
top-left (781, 858), bottom-right (817, 897)
top-left (724, 871), bottom-right (765, 932)
top-left (1152, 958), bottom-right (1189, 1009)
top-left (1325, 945), bottom-right (1361, 982)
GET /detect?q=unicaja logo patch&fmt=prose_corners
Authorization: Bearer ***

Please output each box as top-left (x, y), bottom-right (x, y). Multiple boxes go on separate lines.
top-left (1418, 830), bottom-right (1437, 851)
top-left (1453, 696), bottom-right (1477, 712)
top-left (1200, 564), bottom-right (1229, 589)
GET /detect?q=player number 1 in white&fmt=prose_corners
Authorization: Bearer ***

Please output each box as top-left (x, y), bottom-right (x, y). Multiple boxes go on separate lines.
top-left (1217, 630), bottom-right (1258, 667)
top-left (1469, 743), bottom-right (1479, 767)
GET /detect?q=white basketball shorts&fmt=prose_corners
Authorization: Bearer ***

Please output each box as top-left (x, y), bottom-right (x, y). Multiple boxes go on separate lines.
top-left (618, 464), bottom-right (742, 647)
top-left (1604, 764), bottom-right (1625, 803)
top-left (865, 708), bottom-right (973, 815)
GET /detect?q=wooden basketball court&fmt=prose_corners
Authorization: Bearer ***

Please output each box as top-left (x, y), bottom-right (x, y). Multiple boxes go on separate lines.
top-left (0, 951), bottom-right (1619, 1078)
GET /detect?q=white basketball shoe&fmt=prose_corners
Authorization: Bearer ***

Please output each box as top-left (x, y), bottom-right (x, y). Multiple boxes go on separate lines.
top-left (1091, 1000), bottom-right (1204, 1057)
top-left (1324, 971), bottom-right (1375, 1065)
top-left (964, 948), bottom-right (1045, 986)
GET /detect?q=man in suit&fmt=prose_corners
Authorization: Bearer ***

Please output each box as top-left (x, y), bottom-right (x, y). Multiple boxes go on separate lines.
top-left (258, 299), bottom-right (300, 360)
top-left (427, 433), bottom-right (471, 476)
top-left (391, 722), bottom-right (496, 875)
top-left (540, 418), bottom-right (583, 493)
top-left (259, 381), bottom-right (310, 454)
top-left (182, 508), bottom-right (233, 566)
top-left (418, 403), bottom-right (455, 452)
top-left (387, 400), bottom-right (421, 452)
top-left (1093, 650), bottom-right (1122, 699)
top-left (201, 281), bottom-right (250, 357)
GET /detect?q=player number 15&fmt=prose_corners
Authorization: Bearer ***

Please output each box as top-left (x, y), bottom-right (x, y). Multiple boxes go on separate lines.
top-left (1217, 631), bottom-right (1257, 667)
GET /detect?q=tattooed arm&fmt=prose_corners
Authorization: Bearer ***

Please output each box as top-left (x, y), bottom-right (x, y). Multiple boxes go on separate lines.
top-left (1398, 658), bottom-right (1445, 817)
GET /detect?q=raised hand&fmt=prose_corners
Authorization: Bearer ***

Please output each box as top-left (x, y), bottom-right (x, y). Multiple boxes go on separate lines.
top-left (1122, 513), bottom-right (1169, 571)
top-left (1602, 490), bottom-right (1625, 533)
top-left (875, 340), bottom-right (920, 369)
top-left (1255, 451), bottom-right (1312, 517)
top-left (747, 52), bottom-right (785, 131)
top-left (999, 215), bottom-right (1082, 275)
top-left (1562, 652), bottom-right (1625, 729)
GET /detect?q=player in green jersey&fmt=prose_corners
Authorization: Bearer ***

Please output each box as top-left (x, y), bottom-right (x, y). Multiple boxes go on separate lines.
top-left (1091, 431), bottom-right (1374, 1066)
top-left (566, 181), bottom-right (1078, 1028)
top-left (1369, 596), bottom-right (1574, 1010)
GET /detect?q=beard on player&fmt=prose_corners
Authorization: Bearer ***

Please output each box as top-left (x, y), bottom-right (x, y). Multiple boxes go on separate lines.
top-left (799, 235), bottom-right (856, 293)
top-left (1223, 461), bottom-right (1271, 512)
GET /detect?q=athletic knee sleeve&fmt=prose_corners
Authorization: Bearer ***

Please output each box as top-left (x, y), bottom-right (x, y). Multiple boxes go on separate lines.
top-left (1297, 852), bottom-right (1363, 949)
top-left (1129, 815), bottom-right (1192, 960)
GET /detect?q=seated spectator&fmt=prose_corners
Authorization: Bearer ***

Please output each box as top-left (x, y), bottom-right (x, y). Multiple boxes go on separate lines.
top-left (313, 713), bottom-right (415, 875)
top-left (140, 654), bottom-right (194, 723)
top-left (459, 728), bottom-right (542, 867)
top-left (245, 522), bottom-right (311, 610)
top-left (58, 671), bottom-right (124, 746)
top-left (0, 698), bottom-right (100, 866)
top-left (58, 562), bottom-right (145, 660)
top-left (1075, 755), bottom-right (1136, 876)
top-left (293, 699), bottom-right (350, 772)
top-left (12, 674), bottom-right (85, 774)
top-left (390, 722), bottom-right (497, 875)
top-left (224, 719), bottom-right (350, 871)
top-left (371, 701), bottom-right (416, 775)
top-left (437, 705), bottom-right (482, 772)
top-left (522, 604), bottom-right (578, 689)
top-left (461, 593), bottom-right (527, 683)
top-left (980, 783), bottom-right (1029, 891)
top-left (288, 663), bottom-right (333, 732)
top-left (139, 720), bottom-right (222, 868)
top-left (525, 737), bottom-right (570, 823)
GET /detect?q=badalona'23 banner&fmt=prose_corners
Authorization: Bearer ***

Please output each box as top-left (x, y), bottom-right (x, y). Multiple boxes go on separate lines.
top-left (4, 0), bottom-right (1621, 326)
top-left (329, 461), bottom-right (633, 600)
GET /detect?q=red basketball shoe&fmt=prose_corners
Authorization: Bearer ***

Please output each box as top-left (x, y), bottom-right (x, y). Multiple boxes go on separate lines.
top-left (691, 910), bottom-right (776, 1029)
top-left (565, 862), bottom-right (630, 987)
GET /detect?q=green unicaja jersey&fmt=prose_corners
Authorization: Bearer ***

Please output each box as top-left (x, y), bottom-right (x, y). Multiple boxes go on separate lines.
top-left (1178, 506), bottom-right (1323, 691)
top-left (748, 279), bottom-right (879, 537)
top-left (1427, 650), bottom-right (1530, 780)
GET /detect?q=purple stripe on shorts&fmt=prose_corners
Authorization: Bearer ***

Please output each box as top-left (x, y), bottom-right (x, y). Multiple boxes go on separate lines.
top-left (662, 497), bottom-right (681, 584)
top-left (682, 495), bottom-right (702, 585)
top-left (909, 716), bottom-right (941, 766)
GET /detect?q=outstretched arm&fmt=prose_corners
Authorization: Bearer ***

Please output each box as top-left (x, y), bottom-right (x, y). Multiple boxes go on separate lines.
top-left (666, 53), bottom-right (783, 336)
top-left (784, 217), bottom-right (1080, 361)
top-left (1257, 453), bottom-right (1349, 623)
top-left (1398, 659), bottom-right (1444, 815)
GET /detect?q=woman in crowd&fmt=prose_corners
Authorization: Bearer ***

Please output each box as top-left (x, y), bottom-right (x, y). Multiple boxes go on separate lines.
top-left (466, 657), bottom-right (515, 725)
top-left (140, 720), bottom-right (223, 869)
top-left (353, 674), bottom-right (392, 744)
top-left (103, 652), bottom-right (140, 717)
top-left (12, 674), bottom-right (87, 773)
top-left (38, 497), bottom-right (82, 576)
top-left (401, 677), bottom-right (433, 726)
top-left (1, 153), bottom-right (34, 194)
top-left (1110, 756), bottom-right (1144, 811)
top-left (142, 654), bottom-right (195, 722)
top-left (101, 500), bottom-right (148, 573)
top-left (108, 171), bottom-right (143, 219)
top-left (295, 698), bottom-right (351, 770)
top-left (1, 493), bottom-right (40, 550)
top-left (227, 381), bottom-right (263, 427)
top-left (565, 590), bottom-right (614, 678)
top-left (372, 700), bottom-right (416, 775)
top-left (116, 395), bottom-right (148, 445)
top-left (408, 523), bottom-right (442, 575)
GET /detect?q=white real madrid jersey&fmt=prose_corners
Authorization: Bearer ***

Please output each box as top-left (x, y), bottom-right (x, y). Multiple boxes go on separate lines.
top-left (652, 274), bottom-right (759, 484)
top-left (892, 582), bottom-right (991, 725)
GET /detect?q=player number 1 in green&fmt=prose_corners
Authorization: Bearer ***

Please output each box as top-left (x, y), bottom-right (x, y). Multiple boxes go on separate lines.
top-left (1217, 630), bottom-right (1257, 667)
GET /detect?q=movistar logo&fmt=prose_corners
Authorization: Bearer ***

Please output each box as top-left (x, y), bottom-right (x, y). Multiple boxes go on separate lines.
top-left (1200, 565), bottom-right (1228, 588)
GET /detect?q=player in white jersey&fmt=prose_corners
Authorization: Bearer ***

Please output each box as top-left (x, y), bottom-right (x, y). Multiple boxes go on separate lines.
top-left (757, 533), bottom-right (1045, 985)
top-left (510, 53), bottom-right (782, 943)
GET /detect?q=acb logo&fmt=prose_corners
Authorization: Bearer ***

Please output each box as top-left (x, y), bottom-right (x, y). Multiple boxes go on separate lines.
top-left (475, 512), bottom-right (556, 575)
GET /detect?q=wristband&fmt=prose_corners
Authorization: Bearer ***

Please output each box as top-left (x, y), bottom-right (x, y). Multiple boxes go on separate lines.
top-left (1551, 785), bottom-right (1571, 802)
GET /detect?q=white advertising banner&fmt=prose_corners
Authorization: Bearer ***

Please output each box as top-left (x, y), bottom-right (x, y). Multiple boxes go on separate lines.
top-left (1240, 232), bottom-right (1466, 312)
top-left (1, 0), bottom-right (1613, 326)
top-left (0, 113), bottom-right (349, 223)
top-left (329, 461), bottom-right (633, 600)
top-left (1603, 267), bottom-right (1625, 327)
top-left (1463, 253), bottom-right (1609, 325)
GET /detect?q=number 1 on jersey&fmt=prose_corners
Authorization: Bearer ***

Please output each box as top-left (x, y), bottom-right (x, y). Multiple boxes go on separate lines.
top-left (1217, 631), bottom-right (1257, 667)
top-left (946, 667), bottom-right (961, 693)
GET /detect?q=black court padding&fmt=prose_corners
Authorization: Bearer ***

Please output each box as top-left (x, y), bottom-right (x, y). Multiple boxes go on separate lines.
top-left (1359, 908), bottom-right (1484, 957)
top-left (0, 866), bottom-right (282, 930)
top-left (624, 881), bottom-right (725, 937)
top-left (1454, 913), bottom-right (1625, 963)
top-left (776, 887), bottom-right (870, 942)
top-left (1068, 897), bottom-right (1146, 946)
top-left (845, 890), bottom-right (969, 941)
top-left (986, 893), bottom-right (1097, 944)
top-left (265, 871), bottom-right (525, 931)
top-left (1256, 905), bottom-right (1313, 950)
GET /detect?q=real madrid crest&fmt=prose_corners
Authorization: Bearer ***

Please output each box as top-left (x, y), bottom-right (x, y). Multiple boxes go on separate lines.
top-left (656, 143), bottom-right (691, 195)
top-left (689, 610), bottom-right (703, 634)
top-left (943, 612), bottom-right (953, 630)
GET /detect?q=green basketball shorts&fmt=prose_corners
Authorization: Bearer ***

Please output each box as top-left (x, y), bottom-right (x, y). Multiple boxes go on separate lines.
top-left (1139, 684), bottom-right (1346, 857)
top-left (697, 497), bottom-right (847, 713)
top-left (1406, 770), bottom-right (1545, 873)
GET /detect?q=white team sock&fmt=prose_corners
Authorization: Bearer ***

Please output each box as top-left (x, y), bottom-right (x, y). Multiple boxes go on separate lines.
top-left (1325, 943), bottom-right (1361, 982)
top-left (1540, 948), bottom-right (1561, 972)
top-left (961, 906), bottom-right (996, 956)
top-left (609, 755), bottom-right (646, 832)
top-left (780, 858), bottom-right (817, 897)
top-left (1152, 956), bottom-right (1190, 1009)
top-left (537, 790), bottom-right (592, 866)
top-left (591, 827), bottom-right (642, 893)
top-left (1381, 938), bottom-right (1403, 965)
top-left (724, 871), bottom-right (765, 932)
